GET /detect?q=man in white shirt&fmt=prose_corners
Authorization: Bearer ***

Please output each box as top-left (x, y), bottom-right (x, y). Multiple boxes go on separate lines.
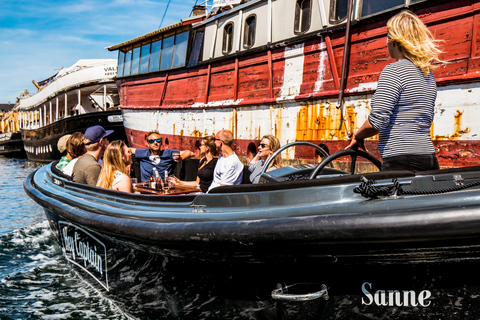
top-left (208, 130), bottom-right (243, 191)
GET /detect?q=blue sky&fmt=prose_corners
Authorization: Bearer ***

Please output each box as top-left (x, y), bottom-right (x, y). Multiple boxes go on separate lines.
top-left (0, 0), bottom-right (203, 104)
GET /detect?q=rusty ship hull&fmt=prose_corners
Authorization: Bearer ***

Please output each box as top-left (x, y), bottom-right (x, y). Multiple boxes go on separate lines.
top-left (110, 0), bottom-right (480, 167)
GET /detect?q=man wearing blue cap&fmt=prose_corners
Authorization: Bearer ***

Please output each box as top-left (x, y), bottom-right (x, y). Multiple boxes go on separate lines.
top-left (72, 125), bottom-right (113, 186)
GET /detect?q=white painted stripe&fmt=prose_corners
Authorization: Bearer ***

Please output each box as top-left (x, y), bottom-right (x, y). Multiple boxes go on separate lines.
top-left (314, 38), bottom-right (328, 93)
top-left (277, 43), bottom-right (305, 101)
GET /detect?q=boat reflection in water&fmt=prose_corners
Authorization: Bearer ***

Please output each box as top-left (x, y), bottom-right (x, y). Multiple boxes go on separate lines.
top-left (24, 143), bottom-right (480, 319)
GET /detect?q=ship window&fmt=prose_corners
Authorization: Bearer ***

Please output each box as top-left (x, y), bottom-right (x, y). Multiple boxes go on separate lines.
top-left (222, 23), bottom-right (234, 54)
top-left (243, 15), bottom-right (256, 49)
top-left (361, 0), bottom-right (404, 18)
top-left (188, 29), bottom-right (204, 67)
top-left (149, 40), bottom-right (162, 72)
top-left (117, 50), bottom-right (125, 77)
top-left (160, 35), bottom-right (174, 70)
top-left (294, 0), bottom-right (311, 34)
top-left (329, 0), bottom-right (348, 24)
top-left (173, 31), bottom-right (189, 68)
top-left (130, 46), bottom-right (141, 75)
top-left (139, 43), bottom-right (151, 73)
top-left (123, 49), bottom-right (133, 76)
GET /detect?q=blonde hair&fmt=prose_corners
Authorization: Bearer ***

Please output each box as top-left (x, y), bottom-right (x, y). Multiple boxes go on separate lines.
top-left (387, 10), bottom-right (444, 76)
top-left (97, 140), bottom-right (129, 189)
top-left (262, 134), bottom-right (283, 169)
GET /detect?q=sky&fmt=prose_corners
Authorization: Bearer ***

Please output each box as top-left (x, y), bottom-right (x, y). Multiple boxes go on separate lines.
top-left (0, 0), bottom-right (204, 104)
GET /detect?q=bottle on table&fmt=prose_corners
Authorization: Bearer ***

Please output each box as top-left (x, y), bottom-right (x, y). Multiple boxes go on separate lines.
top-left (148, 175), bottom-right (156, 189)
top-left (164, 170), bottom-right (170, 193)
top-left (154, 168), bottom-right (163, 190)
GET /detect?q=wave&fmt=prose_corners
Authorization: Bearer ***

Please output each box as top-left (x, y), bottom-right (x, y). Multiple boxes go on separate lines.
top-left (0, 222), bottom-right (130, 319)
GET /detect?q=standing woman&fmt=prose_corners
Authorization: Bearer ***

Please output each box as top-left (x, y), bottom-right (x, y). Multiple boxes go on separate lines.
top-left (97, 140), bottom-right (133, 193)
top-left (170, 135), bottom-right (219, 193)
top-left (346, 10), bottom-right (444, 171)
top-left (248, 135), bottom-right (282, 184)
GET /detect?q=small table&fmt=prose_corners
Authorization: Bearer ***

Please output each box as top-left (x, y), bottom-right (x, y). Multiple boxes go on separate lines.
top-left (133, 182), bottom-right (201, 195)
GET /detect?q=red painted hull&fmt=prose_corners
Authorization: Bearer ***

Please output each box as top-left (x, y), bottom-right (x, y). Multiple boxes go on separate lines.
top-left (119, 0), bottom-right (480, 168)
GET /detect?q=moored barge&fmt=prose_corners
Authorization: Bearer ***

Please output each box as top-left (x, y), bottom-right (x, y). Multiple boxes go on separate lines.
top-left (108, 0), bottom-right (480, 167)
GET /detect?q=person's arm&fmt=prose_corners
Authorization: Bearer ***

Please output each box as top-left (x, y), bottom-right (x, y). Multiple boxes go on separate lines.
top-left (249, 152), bottom-right (262, 166)
top-left (345, 119), bottom-right (378, 151)
top-left (173, 150), bottom-right (194, 162)
top-left (346, 64), bottom-right (401, 151)
top-left (171, 176), bottom-right (201, 188)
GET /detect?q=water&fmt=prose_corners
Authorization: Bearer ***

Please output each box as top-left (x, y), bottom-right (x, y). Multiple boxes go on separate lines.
top-left (0, 157), bottom-right (128, 319)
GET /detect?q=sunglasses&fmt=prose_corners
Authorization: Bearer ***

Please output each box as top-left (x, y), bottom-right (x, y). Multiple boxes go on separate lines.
top-left (215, 138), bottom-right (226, 144)
top-left (147, 138), bottom-right (162, 144)
top-left (259, 143), bottom-right (269, 148)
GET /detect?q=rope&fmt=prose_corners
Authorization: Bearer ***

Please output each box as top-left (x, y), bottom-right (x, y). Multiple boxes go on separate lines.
top-left (354, 176), bottom-right (480, 199)
top-left (159, 0), bottom-right (172, 29)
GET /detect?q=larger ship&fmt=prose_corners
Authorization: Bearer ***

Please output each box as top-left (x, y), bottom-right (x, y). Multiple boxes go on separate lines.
top-left (13, 59), bottom-right (126, 162)
top-left (107, 0), bottom-right (480, 167)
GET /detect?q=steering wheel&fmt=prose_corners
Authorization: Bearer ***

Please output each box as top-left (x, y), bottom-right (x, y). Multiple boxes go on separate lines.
top-left (308, 149), bottom-right (382, 179)
top-left (260, 141), bottom-right (330, 182)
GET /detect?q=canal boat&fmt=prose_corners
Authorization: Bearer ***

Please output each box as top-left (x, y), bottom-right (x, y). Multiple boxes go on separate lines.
top-left (0, 112), bottom-right (25, 157)
top-left (13, 59), bottom-right (126, 162)
top-left (24, 145), bottom-right (480, 319)
top-left (108, 0), bottom-right (480, 168)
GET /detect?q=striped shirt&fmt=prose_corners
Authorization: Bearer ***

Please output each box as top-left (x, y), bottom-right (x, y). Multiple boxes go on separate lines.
top-left (368, 58), bottom-right (437, 158)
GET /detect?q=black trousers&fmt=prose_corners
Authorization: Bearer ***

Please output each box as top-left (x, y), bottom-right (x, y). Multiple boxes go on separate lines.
top-left (381, 153), bottom-right (439, 172)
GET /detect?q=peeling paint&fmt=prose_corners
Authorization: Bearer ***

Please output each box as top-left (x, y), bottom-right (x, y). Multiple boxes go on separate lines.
top-left (346, 82), bottom-right (378, 93)
top-left (278, 44), bottom-right (305, 101)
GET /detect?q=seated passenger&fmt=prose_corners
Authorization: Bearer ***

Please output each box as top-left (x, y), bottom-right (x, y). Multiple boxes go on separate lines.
top-left (56, 134), bottom-right (72, 171)
top-left (97, 140), bottom-right (133, 193)
top-left (207, 130), bottom-right (243, 192)
top-left (62, 132), bottom-right (86, 176)
top-left (72, 125), bottom-right (112, 186)
top-left (171, 135), bottom-right (219, 193)
top-left (248, 135), bottom-right (282, 184)
top-left (129, 130), bottom-right (194, 182)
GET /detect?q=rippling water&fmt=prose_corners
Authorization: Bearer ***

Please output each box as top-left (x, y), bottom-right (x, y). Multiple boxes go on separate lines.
top-left (0, 157), bottom-right (128, 319)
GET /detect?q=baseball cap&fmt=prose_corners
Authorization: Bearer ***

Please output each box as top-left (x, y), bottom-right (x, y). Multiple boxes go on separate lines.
top-left (57, 134), bottom-right (71, 153)
top-left (84, 125), bottom-right (113, 145)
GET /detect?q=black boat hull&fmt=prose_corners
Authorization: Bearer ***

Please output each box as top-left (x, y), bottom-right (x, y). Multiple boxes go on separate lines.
top-left (21, 109), bottom-right (126, 162)
top-left (24, 163), bottom-right (480, 319)
top-left (0, 132), bottom-right (26, 158)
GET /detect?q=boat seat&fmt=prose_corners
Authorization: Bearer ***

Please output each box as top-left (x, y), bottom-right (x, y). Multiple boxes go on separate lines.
top-left (208, 170), bottom-right (415, 194)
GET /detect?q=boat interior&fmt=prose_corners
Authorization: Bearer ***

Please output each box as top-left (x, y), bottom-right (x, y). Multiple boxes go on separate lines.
top-left (47, 148), bottom-right (480, 202)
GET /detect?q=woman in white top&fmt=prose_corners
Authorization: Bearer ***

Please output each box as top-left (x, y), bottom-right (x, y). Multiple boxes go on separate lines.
top-left (248, 135), bottom-right (282, 184)
top-left (96, 140), bottom-right (133, 193)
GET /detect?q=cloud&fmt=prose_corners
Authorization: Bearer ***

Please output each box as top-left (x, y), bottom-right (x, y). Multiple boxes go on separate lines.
top-left (0, 0), bottom-right (199, 103)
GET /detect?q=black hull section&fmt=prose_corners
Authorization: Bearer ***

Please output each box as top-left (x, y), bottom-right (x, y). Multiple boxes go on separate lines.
top-left (0, 132), bottom-right (26, 158)
top-left (23, 163), bottom-right (480, 318)
top-left (40, 206), bottom-right (480, 319)
top-left (21, 109), bottom-right (125, 162)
